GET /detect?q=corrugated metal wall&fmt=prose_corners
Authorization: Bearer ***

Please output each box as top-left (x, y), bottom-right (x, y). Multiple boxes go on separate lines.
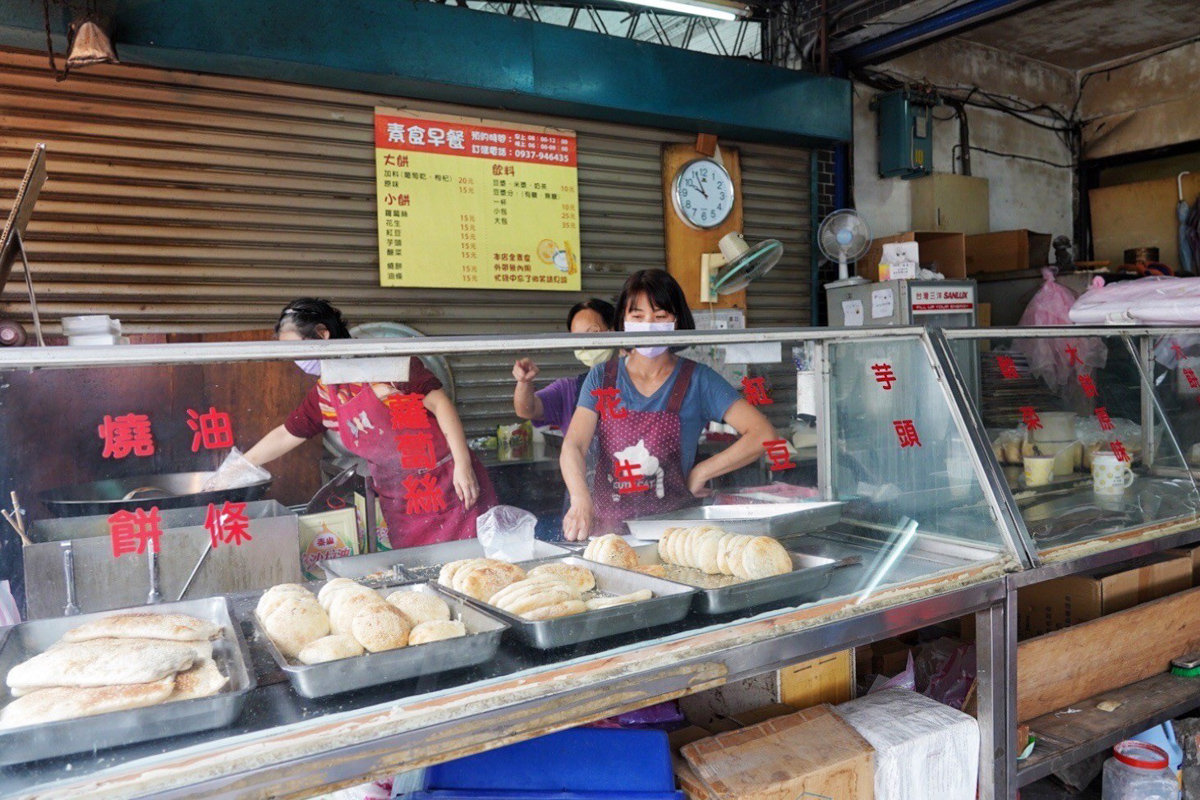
top-left (0, 47), bottom-right (811, 436)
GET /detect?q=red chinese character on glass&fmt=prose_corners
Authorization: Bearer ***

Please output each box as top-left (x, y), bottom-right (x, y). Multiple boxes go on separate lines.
top-left (1171, 343), bottom-right (1187, 360)
top-left (1065, 345), bottom-right (1083, 368)
top-left (763, 439), bottom-right (796, 472)
top-left (108, 507), bottom-right (162, 558)
top-left (387, 393), bottom-right (429, 429)
top-left (741, 377), bottom-right (774, 406)
top-left (1184, 368), bottom-right (1200, 390)
top-left (187, 407), bottom-right (234, 453)
top-left (403, 474), bottom-right (447, 514)
top-left (396, 432), bottom-right (437, 470)
top-left (613, 459), bottom-right (650, 494)
top-left (1077, 373), bottom-right (1099, 398)
top-left (893, 419), bottom-right (922, 448)
top-left (98, 413), bottom-right (155, 459)
top-left (590, 387), bottom-right (628, 420)
top-left (205, 501), bottom-right (251, 548)
top-left (995, 356), bottom-right (1020, 380)
top-left (1110, 440), bottom-right (1130, 463)
top-left (871, 363), bottom-right (897, 390)
top-left (1020, 407), bottom-right (1042, 431)
top-left (1094, 407), bottom-right (1115, 431)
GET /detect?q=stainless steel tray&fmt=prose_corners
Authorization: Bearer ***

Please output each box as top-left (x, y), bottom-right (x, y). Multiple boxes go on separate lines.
top-left (441, 556), bottom-right (696, 650)
top-left (253, 583), bottom-right (508, 699)
top-left (0, 596), bottom-right (255, 766)
top-left (624, 502), bottom-right (844, 540)
top-left (628, 543), bottom-right (851, 615)
top-left (320, 539), bottom-right (573, 584)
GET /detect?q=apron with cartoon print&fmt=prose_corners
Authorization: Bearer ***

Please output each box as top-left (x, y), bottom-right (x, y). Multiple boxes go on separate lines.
top-left (329, 384), bottom-right (496, 548)
top-left (592, 358), bottom-right (698, 535)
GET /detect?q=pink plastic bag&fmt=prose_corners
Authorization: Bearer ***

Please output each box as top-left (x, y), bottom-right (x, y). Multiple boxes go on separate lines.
top-left (1016, 268), bottom-right (1106, 390)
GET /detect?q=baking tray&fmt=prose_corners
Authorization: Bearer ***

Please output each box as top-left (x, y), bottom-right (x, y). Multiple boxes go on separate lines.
top-left (0, 596), bottom-right (255, 766)
top-left (320, 539), bottom-right (573, 584)
top-left (627, 543), bottom-right (852, 615)
top-left (624, 502), bottom-right (844, 540)
top-left (441, 556), bottom-right (696, 650)
top-left (253, 583), bottom-right (508, 699)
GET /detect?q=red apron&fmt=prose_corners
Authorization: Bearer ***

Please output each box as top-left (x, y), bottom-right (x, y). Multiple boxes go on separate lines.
top-left (329, 384), bottom-right (497, 548)
top-left (592, 358), bottom-right (698, 535)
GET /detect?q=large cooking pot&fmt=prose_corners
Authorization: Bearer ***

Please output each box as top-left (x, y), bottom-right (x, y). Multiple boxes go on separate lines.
top-left (38, 471), bottom-right (272, 519)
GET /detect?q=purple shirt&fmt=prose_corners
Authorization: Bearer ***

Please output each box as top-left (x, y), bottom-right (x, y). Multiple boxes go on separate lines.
top-left (535, 374), bottom-right (586, 431)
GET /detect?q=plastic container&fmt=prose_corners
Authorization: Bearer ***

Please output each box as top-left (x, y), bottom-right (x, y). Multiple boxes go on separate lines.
top-left (413, 728), bottom-right (683, 800)
top-left (1102, 741), bottom-right (1179, 800)
top-left (63, 314), bottom-right (122, 347)
top-left (1132, 722), bottom-right (1183, 780)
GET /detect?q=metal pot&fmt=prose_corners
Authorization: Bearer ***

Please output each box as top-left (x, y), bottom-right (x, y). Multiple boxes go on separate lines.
top-left (38, 471), bottom-right (271, 519)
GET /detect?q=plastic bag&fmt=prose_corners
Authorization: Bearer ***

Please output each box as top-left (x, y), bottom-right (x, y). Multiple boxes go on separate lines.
top-left (1015, 269), bottom-right (1107, 390)
top-left (868, 652), bottom-right (916, 694)
top-left (918, 639), bottom-right (977, 711)
top-left (475, 505), bottom-right (537, 561)
top-left (1070, 275), bottom-right (1200, 325)
top-left (0, 581), bottom-right (19, 626)
top-left (200, 447), bottom-right (271, 492)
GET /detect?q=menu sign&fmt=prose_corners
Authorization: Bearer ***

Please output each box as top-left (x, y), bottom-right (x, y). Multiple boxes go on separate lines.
top-left (374, 108), bottom-right (581, 291)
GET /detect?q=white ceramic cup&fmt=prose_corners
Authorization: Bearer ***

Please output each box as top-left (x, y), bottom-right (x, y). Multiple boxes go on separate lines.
top-left (1023, 455), bottom-right (1056, 487)
top-left (1092, 452), bottom-right (1135, 495)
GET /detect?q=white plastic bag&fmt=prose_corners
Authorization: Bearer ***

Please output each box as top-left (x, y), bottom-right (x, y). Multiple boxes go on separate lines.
top-left (475, 505), bottom-right (537, 562)
top-left (201, 447), bottom-right (271, 492)
top-left (0, 581), bottom-right (20, 626)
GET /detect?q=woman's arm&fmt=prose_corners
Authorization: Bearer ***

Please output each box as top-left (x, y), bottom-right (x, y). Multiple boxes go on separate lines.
top-left (425, 388), bottom-right (480, 508)
top-left (686, 399), bottom-right (777, 496)
top-left (512, 358), bottom-right (545, 420)
top-left (560, 406), bottom-right (599, 540)
top-left (243, 424), bottom-right (308, 466)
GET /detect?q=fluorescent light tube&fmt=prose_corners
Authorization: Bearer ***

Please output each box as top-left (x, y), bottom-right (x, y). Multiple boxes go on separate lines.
top-left (616, 0), bottom-right (750, 21)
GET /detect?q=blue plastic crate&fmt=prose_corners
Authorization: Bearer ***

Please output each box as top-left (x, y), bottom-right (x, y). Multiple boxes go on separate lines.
top-left (411, 728), bottom-right (683, 800)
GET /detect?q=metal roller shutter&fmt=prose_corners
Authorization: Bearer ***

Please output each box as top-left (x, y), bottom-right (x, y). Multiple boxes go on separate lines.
top-left (0, 46), bottom-right (810, 436)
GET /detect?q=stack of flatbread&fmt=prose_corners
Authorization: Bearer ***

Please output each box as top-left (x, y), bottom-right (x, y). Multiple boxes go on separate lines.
top-left (1, 613), bottom-right (228, 730)
top-left (582, 534), bottom-right (666, 579)
top-left (658, 527), bottom-right (792, 580)
top-left (443, 560), bottom-right (653, 620)
top-left (258, 580), bottom-right (468, 666)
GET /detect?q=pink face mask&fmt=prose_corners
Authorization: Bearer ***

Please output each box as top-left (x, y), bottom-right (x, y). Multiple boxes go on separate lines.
top-left (624, 320), bottom-right (675, 357)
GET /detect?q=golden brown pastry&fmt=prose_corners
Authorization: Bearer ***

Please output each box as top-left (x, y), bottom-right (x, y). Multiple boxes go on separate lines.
top-left (351, 603), bottom-right (412, 652)
top-left (264, 596), bottom-right (330, 658)
top-left (409, 619), bottom-right (468, 644)
top-left (583, 534), bottom-right (639, 570)
top-left (527, 563), bottom-right (596, 594)
top-left (386, 590), bottom-right (452, 625)
top-left (297, 634), bottom-right (365, 664)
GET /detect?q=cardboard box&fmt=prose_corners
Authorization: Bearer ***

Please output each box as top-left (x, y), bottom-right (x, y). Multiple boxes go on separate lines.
top-left (857, 231), bottom-right (966, 282)
top-left (733, 703), bottom-right (798, 728)
top-left (870, 637), bottom-right (914, 676)
top-left (675, 756), bottom-right (717, 800)
top-left (1167, 545), bottom-right (1200, 582)
top-left (1016, 553), bottom-right (1192, 639)
top-left (965, 230), bottom-right (1052, 275)
top-left (682, 705), bottom-right (873, 800)
top-left (778, 651), bottom-right (854, 709)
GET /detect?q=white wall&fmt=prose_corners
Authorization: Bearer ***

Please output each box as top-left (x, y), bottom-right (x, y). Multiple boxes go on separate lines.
top-left (853, 39), bottom-right (1076, 240)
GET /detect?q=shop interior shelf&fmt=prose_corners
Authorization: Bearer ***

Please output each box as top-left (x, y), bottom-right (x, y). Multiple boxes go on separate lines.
top-left (1017, 672), bottom-right (1200, 786)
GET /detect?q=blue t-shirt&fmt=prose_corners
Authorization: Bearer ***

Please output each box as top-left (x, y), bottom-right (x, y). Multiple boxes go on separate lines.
top-left (577, 357), bottom-right (741, 476)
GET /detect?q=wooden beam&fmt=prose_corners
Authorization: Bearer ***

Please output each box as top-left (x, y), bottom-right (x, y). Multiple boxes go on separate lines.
top-left (1017, 584), bottom-right (1200, 722)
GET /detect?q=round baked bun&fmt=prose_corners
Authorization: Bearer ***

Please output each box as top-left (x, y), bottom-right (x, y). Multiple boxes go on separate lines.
top-left (386, 590), bottom-right (451, 625)
top-left (297, 634), bottom-right (364, 664)
top-left (409, 619), bottom-right (467, 645)
top-left (264, 597), bottom-right (329, 659)
top-left (351, 603), bottom-right (412, 652)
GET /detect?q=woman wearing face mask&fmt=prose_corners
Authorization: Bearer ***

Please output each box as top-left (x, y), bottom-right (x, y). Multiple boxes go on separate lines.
top-left (244, 298), bottom-right (497, 548)
top-left (511, 299), bottom-right (617, 430)
top-left (559, 270), bottom-right (776, 540)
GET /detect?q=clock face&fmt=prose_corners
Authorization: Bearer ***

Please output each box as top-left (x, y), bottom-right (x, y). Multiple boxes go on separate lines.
top-left (671, 159), bottom-right (735, 230)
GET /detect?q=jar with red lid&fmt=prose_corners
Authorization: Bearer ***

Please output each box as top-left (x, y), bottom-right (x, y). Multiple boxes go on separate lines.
top-left (1102, 740), bottom-right (1179, 799)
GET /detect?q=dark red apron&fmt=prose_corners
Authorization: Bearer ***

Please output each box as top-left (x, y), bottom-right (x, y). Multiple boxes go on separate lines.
top-left (592, 358), bottom-right (698, 535)
top-left (329, 384), bottom-right (497, 548)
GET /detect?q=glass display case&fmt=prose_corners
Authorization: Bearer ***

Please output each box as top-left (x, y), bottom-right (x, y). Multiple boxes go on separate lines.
top-left (0, 326), bottom-right (1028, 796)
top-left (945, 326), bottom-right (1200, 565)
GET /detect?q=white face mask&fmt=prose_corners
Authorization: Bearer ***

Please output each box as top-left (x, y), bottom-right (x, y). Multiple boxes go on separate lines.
top-left (574, 348), bottom-right (615, 368)
top-left (294, 359), bottom-right (321, 376)
top-left (624, 320), bottom-right (675, 358)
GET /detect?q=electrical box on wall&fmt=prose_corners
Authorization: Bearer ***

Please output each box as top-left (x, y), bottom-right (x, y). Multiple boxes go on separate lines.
top-left (872, 89), bottom-right (936, 180)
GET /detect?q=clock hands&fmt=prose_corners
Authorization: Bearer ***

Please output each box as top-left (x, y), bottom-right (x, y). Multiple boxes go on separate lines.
top-left (688, 176), bottom-right (709, 200)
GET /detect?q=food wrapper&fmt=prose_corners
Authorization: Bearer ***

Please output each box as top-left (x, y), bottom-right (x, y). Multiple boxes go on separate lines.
top-left (475, 505), bottom-right (537, 562)
top-left (200, 447), bottom-right (271, 492)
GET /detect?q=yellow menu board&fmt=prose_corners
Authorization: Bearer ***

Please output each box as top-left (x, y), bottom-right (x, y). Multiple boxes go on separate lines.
top-left (375, 108), bottom-right (581, 291)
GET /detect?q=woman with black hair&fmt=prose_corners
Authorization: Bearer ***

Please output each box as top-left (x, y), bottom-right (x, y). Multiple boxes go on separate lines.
top-left (511, 298), bottom-right (617, 431)
top-left (245, 298), bottom-right (497, 548)
top-left (559, 270), bottom-right (776, 540)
